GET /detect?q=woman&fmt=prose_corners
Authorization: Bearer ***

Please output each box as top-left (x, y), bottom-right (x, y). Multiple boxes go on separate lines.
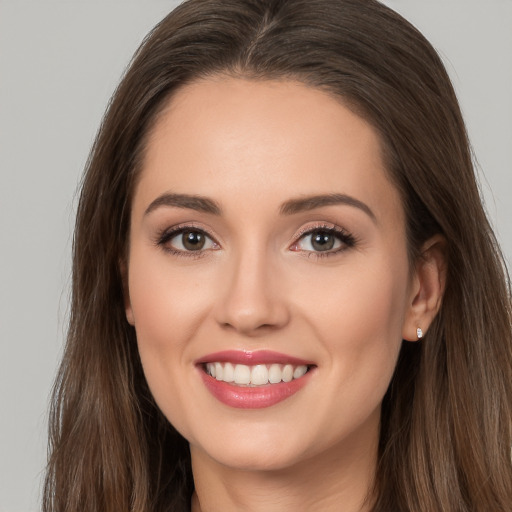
top-left (44, 0), bottom-right (512, 511)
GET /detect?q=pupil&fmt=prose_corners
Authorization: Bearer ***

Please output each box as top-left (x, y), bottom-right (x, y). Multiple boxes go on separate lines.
top-left (183, 231), bottom-right (205, 251)
top-left (311, 231), bottom-right (334, 251)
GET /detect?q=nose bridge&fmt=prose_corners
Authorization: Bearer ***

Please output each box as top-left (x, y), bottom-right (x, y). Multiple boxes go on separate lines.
top-left (216, 239), bottom-right (289, 334)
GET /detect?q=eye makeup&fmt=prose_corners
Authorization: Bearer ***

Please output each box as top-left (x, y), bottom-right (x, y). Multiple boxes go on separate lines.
top-left (152, 219), bottom-right (357, 260)
top-left (153, 222), bottom-right (220, 258)
top-left (290, 222), bottom-right (358, 259)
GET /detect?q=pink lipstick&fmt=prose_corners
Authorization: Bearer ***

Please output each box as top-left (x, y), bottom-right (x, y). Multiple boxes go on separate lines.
top-left (196, 350), bottom-right (315, 409)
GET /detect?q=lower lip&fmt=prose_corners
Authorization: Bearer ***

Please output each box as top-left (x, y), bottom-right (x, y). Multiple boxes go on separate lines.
top-left (199, 369), bottom-right (312, 409)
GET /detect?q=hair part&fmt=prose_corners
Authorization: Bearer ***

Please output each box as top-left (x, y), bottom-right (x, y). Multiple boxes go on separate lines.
top-left (45, 1), bottom-right (512, 511)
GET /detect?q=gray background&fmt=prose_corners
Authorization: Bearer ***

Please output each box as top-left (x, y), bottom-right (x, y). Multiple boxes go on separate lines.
top-left (0, 1), bottom-right (511, 510)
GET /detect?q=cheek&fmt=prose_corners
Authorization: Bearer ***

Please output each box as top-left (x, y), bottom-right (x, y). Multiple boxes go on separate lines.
top-left (126, 248), bottom-right (218, 438)
top-left (128, 249), bottom-right (214, 354)
top-left (295, 255), bottom-right (408, 397)
top-left (302, 255), bottom-right (406, 331)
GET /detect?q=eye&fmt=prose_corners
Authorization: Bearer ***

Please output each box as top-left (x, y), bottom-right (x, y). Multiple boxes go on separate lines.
top-left (158, 227), bottom-right (218, 254)
top-left (291, 227), bottom-right (356, 255)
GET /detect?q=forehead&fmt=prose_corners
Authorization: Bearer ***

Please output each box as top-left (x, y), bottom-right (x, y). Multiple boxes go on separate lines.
top-left (135, 77), bottom-right (403, 226)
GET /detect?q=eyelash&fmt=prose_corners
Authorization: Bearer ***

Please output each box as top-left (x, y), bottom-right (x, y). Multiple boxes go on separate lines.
top-left (155, 224), bottom-right (219, 259)
top-left (155, 223), bottom-right (357, 259)
top-left (291, 224), bottom-right (357, 259)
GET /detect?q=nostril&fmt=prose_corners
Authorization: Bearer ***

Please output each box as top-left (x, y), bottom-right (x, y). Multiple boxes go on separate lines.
top-left (220, 321), bottom-right (283, 335)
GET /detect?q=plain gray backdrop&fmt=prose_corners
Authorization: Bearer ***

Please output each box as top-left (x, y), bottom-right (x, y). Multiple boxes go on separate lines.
top-left (1, 1), bottom-right (511, 510)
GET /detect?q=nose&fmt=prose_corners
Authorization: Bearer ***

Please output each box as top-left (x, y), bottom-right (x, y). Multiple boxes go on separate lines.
top-left (214, 249), bottom-right (290, 336)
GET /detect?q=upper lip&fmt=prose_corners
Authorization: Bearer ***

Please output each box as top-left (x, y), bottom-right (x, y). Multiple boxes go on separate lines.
top-left (195, 350), bottom-right (315, 366)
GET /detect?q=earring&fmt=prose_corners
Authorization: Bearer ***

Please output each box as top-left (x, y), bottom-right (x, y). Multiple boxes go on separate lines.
top-left (416, 327), bottom-right (423, 340)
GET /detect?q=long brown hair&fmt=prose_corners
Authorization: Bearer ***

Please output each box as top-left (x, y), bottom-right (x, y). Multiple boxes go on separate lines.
top-left (44, 1), bottom-right (512, 510)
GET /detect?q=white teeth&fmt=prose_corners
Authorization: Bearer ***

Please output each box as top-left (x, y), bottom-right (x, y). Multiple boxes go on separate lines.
top-left (215, 362), bottom-right (223, 381)
top-left (205, 362), bottom-right (309, 386)
top-left (234, 364), bottom-right (251, 385)
top-left (282, 364), bottom-right (293, 383)
top-left (223, 362), bottom-right (235, 382)
top-left (251, 365), bottom-right (269, 386)
top-left (268, 364), bottom-right (282, 384)
top-left (293, 365), bottom-right (307, 379)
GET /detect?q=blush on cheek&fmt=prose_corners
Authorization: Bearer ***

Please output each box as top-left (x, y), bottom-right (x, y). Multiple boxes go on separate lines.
top-left (315, 263), bottom-right (405, 383)
top-left (128, 257), bottom-right (197, 342)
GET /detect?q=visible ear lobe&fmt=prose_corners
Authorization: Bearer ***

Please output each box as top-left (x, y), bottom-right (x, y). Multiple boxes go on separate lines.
top-left (120, 259), bottom-right (135, 326)
top-left (402, 235), bottom-right (447, 341)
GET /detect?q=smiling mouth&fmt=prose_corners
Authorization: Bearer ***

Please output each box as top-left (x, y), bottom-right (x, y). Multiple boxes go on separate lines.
top-left (197, 350), bottom-right (316, 408)
top-left (203, 362), bottom-right (312, 387)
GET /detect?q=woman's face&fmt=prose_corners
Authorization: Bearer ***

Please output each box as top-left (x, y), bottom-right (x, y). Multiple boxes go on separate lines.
top-left (126, 78), bottom-right (419, 471)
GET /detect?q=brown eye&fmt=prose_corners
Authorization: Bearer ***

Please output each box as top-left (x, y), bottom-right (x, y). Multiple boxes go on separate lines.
top-left (182, 230), bottom-right (206, 251)
top-left (292, 226), bottom-right (356, 255)
top-left (161, 228), bottom-right (218, 254)
top-left (310, 231), bottom-right (336, 251)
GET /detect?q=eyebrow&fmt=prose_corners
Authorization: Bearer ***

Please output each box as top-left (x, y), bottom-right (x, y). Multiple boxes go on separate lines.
top-left (280, 193), bottom-right (376, 222)
top-left (145, 193), bottom-right (222, 216)
top-left (144, 191), bottom-right (376, 222)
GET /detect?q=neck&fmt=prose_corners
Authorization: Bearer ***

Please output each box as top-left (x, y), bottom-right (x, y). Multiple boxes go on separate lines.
top-left (190, 415), bottom-right (378, 512)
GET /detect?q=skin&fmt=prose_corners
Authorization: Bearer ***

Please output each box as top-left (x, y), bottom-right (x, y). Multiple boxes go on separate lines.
top-left (125, 78), bottom-right (445, 512)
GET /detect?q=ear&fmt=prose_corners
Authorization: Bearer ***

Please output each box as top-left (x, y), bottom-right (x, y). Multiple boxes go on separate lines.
top-left (120, 258), bottom-right (135, 326)
top-left (402, 235), bottom-right (447, 341)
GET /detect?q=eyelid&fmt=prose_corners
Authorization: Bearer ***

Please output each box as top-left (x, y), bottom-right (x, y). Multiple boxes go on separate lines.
top-left (156, 221), bottom-right (215, 240)
top-left (292, 221), bottom-right (352, 242)
top-left (292, 221), bottom-right (339, 239)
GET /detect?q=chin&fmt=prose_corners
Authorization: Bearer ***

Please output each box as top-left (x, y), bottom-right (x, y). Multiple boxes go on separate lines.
top-left (192, 437), bottom-right (309, 472)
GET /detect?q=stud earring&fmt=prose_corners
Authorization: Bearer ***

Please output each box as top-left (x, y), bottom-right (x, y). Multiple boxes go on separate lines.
top-left (417, 327), bottom-right (423, 340)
